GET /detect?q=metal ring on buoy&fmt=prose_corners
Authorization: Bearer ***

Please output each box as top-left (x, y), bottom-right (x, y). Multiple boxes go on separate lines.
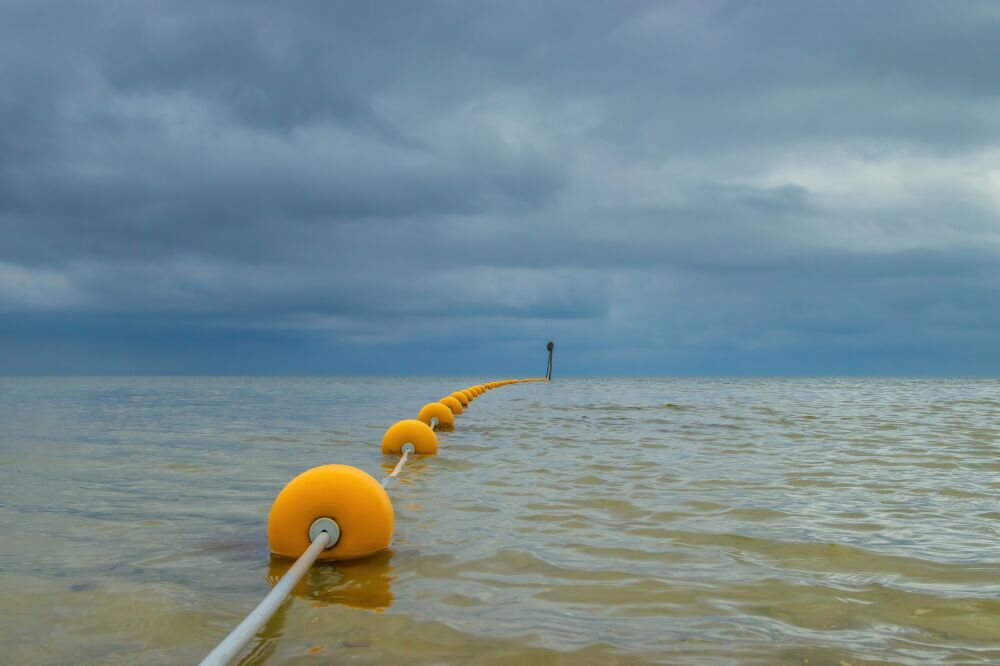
top-left (381, 419), bottom-right (438, 455)
top-left (267, 464), bottom-right (394, 561)
top-left (417, 402), bottom-right (455, 430)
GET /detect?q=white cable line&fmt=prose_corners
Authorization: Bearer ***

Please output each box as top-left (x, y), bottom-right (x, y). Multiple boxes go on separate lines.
top-left (205, 441), bottom-right (416, 664)
top-left (381, 449), bottom-right (410, 487)
top-left (199, 530), bottom-right (332, 666)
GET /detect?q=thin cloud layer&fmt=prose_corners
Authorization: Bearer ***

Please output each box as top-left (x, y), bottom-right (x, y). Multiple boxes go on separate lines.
top-left (2, 1), bottom-right (999, 374)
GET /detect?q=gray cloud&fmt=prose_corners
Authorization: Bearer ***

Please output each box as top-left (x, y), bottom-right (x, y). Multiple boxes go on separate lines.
top-left (1, 0), bottom-right (999, 374)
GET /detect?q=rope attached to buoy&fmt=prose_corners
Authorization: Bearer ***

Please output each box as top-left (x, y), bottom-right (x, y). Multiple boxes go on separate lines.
top-left (201, 374), bottom-right (550, 664)
top-left (199, 529), bottom-right (333, 666)
top-left (381, 443), bottom-right (413, 487)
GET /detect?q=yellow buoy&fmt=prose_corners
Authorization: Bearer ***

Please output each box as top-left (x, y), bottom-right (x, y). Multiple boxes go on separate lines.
top-left (460, 389), bottom-right (475, 403)
top-left (440, 396), bottom-right (463, 415)
top-left (268, 464), bottom-right (393, 561)
top-left (417, 402), bottom-right (455, 430)
top-left (381, 419), bottom-right (438, 455)
top-left (450, 391), bottom-right (469, 407)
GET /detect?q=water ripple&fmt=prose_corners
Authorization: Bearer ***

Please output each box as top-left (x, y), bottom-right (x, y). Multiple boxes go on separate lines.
top-left (1, 377), bottom-right (999, 664)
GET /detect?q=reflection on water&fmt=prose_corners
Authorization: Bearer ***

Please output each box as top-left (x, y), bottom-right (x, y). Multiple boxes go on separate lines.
top-left (266, 551), bottom-right (395, 612)
top-left (241, 553), bottom-right (396, 665)
top-left (379, 454), bottom-right (434, 482)
top-left (1, 377), bottom-right (999, 665)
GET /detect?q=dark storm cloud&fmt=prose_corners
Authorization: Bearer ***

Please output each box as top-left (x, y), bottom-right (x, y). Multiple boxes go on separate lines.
top-left (1, 0), bottom-right (999, 374)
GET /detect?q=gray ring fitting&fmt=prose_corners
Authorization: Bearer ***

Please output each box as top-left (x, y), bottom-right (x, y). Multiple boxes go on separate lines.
top-left (308, 517), bottom-right (341, 549)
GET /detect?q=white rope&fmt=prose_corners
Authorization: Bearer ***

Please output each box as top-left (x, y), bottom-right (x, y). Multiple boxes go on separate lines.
top-left (381, 447), bottom-right (411, 487)
top-left (199, 530), bottom-right (332, 666)
top-left (204, 444), bottom-right (415, 664)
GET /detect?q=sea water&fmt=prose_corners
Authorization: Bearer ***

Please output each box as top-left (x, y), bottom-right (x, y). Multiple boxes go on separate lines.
top-left (1, 377), bottom-right (998, 664)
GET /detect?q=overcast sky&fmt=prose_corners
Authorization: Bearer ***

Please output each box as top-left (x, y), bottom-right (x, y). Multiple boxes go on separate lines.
top-left (2, 1), bottom-right (999, 375)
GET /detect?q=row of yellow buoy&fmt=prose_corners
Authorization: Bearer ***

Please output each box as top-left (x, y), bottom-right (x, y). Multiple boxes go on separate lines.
top-left (267, 377), bottom-right (547, 562)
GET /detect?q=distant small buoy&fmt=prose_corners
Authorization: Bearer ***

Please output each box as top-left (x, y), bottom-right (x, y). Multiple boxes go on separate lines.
top-left (417, 402), bottom-right (455, 430)
top-left (440, 396), bottom-right (463, 414)
top-left (450, 391), bottom-right (470, 407)
top-left (381, 419), bottom-right (438, 455)
top-left (459, 389), bottom-right (475, 403)
top-left (268, 464), bottom-right (393, 561)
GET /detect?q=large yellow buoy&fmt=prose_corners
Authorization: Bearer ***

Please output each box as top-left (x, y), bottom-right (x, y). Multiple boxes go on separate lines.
top-left (381, 419), bottom-right (438, 455)
top-left (417, 402), bottom-right (455, 430)
top-left (450, 391), bottom-right (470, 407)
top-left (440, 396), bottom-right (463, 415)
top-left (268, 464), bottom-right (393, 561)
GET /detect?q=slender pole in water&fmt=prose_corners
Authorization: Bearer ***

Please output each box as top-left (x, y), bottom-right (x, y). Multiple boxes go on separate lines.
top-left (546, 341), bottom-right (554, 380)
top-left (199, 530), bottom-right (332, 666)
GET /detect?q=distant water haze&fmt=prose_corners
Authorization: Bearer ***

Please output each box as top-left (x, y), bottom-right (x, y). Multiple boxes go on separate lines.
top-left (1, 377), bottom-right (998, 664)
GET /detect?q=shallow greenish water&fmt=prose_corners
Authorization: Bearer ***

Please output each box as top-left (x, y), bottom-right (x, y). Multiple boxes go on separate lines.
top-left (1, 377), bottom-right (998, 665)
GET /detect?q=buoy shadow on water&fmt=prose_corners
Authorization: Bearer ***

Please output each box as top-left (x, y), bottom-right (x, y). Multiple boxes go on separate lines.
top-left (237, 552), bottom-right (396, 665)
top-left (266, 549), bottom-right (395, 612)
top-left (379, 455), bottom-right (431, 481)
